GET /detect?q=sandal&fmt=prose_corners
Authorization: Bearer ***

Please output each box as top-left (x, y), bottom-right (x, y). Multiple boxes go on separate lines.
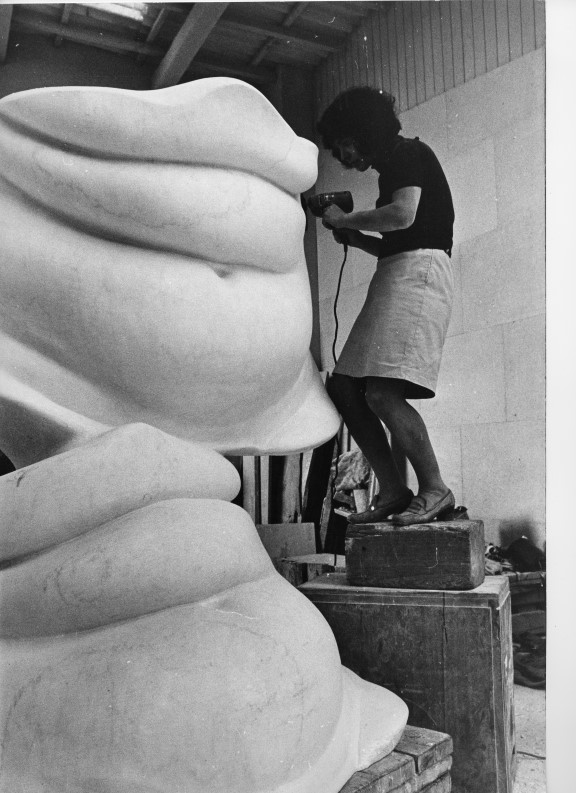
top-left (347, 488), bottom-right (413, 524)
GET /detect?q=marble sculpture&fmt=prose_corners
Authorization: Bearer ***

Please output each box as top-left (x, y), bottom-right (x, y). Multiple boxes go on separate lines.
top-left (0, 77), bottom-right (408, 792)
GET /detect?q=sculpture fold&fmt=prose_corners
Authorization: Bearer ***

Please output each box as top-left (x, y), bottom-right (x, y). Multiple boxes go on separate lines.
top-left (0, 78), bottom-right (408, 793)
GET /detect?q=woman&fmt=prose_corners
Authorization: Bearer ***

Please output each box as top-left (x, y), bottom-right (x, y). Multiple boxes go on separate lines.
top-left (317, 87), bottom-right (456, 525)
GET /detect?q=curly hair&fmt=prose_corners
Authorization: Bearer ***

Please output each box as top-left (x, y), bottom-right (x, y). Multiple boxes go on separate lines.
top-left (316, 86), bottom-right (401, 158)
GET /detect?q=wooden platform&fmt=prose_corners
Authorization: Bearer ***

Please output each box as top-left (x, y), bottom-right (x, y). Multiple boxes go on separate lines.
top-left (341, 725), bottom-right (452, 793)
top-left (302, 574), bottom-right (515, 793)
top-left (345, 520), bottom-right (485, 590)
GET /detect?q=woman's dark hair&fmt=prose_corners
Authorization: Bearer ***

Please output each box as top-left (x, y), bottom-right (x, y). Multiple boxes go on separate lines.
top-left (316, 86), bottom-right (401, 158)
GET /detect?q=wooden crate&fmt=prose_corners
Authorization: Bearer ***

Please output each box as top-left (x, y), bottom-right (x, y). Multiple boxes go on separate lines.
top-left (345, 521), bottom-right (485, 590)
top-left (301, 574), bottom-right (515, 793)
top-left (341, 724), bottom-right (453, 793)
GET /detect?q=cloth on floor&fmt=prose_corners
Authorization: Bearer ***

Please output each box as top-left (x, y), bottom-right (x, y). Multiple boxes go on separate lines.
top-left (332, 449), bottom-right (371, 508)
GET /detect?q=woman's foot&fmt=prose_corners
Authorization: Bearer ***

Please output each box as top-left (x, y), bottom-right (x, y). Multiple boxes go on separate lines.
top-left (390, 489), bottom-right (455, 526)
top-left (348, 488), bottom-right (413, 524)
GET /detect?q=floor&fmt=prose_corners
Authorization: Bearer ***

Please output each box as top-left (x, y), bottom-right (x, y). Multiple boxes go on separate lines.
top-left (513, 684), bottom-right (546, 793)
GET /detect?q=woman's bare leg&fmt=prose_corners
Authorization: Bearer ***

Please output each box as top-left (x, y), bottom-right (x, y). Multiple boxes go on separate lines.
top-left (364, 377), bottom-right (449, 508)
top-left (327, 374), bottom-right (406, 502)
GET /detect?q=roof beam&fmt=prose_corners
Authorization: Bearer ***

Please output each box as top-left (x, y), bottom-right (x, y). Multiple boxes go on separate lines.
top-left (0, 4), bottom-right (13, 63)
top-left (152, 3), bottom-right (228, 89)
top-left (251, 2), bottom-right (308, 67)
top-left (11, 14), bottom-right (164, 58)
top-left (54, 3), bottom-right (72, 48)
top-left (219, 15), bottom-right (343, 54)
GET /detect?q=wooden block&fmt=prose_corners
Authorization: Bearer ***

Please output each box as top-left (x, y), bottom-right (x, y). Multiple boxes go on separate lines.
top-left (395, 725), bottom-right (453, 773)
top-left (274, 553), bottom-right (346, 586)
top-left (302, 574), bottom-right (514, 793)
top-left (415, 759), bottom-right (452, 790)
top-left (255, 522), bottom-right (315, 559)
top-left (419, 774), bottom-right (451, 793)
top-left (506, 571), bottom-right (546, 613)
top-left (345, 520), bottom-right (485, 590)
top-left (339, 751), bottom-right (414, 793)
top-left (339, 724), bottom-right (452, 793)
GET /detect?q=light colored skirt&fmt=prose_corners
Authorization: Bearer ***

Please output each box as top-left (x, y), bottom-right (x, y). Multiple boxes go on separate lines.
top-left (333, 248), bottom-right (454, 399)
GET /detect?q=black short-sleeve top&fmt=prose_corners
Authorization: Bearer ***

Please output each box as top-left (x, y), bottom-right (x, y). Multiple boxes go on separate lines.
top-left (372, 135), bottom-right (454, 259)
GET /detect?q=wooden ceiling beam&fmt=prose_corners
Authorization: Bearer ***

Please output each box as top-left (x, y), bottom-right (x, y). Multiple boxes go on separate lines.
top-left (152, 3), bottom-right (228, 89)
top-left (11, 14), bottom-right (164, 58)
top-left (54, 3), bottom-right (73, 48)
top-left (219, 15), bottom-right (344, 53)
top-left (251, 2), bottom-right (309, 67)
top-left (0, 4), bottom-right (13, 63)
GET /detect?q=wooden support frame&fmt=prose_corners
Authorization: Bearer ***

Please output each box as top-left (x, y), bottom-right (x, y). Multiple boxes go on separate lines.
top-left (152, 2), bottom-right (228, 89)
top-left (11, 14), bottom-right (164, 57)
top-left (54, 3), bottom-right (73, 48)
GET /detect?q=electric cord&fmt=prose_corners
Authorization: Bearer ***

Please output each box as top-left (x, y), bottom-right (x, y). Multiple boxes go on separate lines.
top-left (327, 241), bottom-right (349, 562)
top-left (331, 242), bottom-right (348, 366)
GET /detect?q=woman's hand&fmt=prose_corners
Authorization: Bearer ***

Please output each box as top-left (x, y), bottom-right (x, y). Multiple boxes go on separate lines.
top-left (332, 228), bottom-right (360, 247)
top-left (321, 203), bottom-right (347, 229)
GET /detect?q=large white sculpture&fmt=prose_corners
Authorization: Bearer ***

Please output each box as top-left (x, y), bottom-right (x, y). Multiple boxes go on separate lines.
top-left (0, 78), bottom-right (408, 792)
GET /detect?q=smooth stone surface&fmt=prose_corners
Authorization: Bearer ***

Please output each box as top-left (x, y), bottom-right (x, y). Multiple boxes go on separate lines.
top-left (0, 77), bottom-right (339, 457)
top-left (0, 79), bottom-right (407, 793)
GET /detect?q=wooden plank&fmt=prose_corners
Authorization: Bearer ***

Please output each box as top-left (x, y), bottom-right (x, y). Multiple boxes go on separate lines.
top-left (411, 1), bottom-right (426, 105)
top-left (449, 1), bottom-right (465, 87)
top-left (419, 775), bottom-right (451, 793)
top-left (520, 0), bottom-right (536, 54)
top-left (460, 0), bottom-right (476, 82)
top-left (414, 759), bottom-right (452, 790)
top-left (340, 751), bottom-right (415, 793)
top-left (439, 1), bottom-right (455, 92)
top-left (255, 522), bottom-right (316, 560)
top-left (387, 3), bottom-right (400, 103)
top-left (507, 0), bottom-right (523, 61)
top-left (443, 586), bottom-right (514, 792)
top-left (152, 3), bottom-right (227, 88)
top-left (394, 2), bottom-right (408, 112)
top-left (11, 13), bottom-right (163, 57)
top-left (54, 2), bottom-right (72, 48)
top-left (220, 11), bottom-right (345, 53)
top-left (395, 725), bottom-right (453, 773)
top-left (495, 0), bottom-right (511, 66)
top-left (420, 2), bottom-right (435, 100)
top-left (242, 455), bottom-right (257, 522)
top-left (534, 0), bottom-right (545, 48)
top-left (483, 1), bottom-right (498, 72)
top-left (358, 18), bottom-right (371, 85)
top-left (429, 0), bottom-right (445, 95)
top-left (260, 455), bottom-right (269, 524)
top-left (376, 4), bottom-right (391, 95)
top-left (472, 0), bottom-right (487, 76)
top-left (367, 11), bottom-right (379, 89)
top-left (0, 3), bottom-right (12, 62)
top-left (403, 2), bottom-right (417, 110)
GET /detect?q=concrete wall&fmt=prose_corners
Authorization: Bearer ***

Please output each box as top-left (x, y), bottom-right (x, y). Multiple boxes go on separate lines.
top-left (314, 47), bottom-right (545, 547)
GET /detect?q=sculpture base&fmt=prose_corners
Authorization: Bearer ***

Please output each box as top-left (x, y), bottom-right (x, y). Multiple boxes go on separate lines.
top-left (302, 574), bottom-right (515, 793)
top-left (340, 725), bottom-right (452, 793)
top-left (345, 520), bottom-right (485, 590)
